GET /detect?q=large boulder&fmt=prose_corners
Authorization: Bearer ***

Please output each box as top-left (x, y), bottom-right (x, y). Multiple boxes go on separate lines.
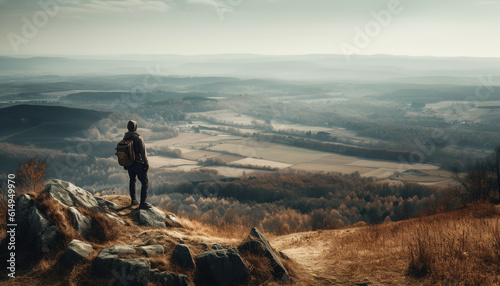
top-left (110, 258), bottom-right (150, 286)
top-left (150, 269), bottom-right (190, 286)
top-left (172, 244), bottom-right (195, 269)
top-left (61, 239), bottom-right (93, 268)
top-left (44, 179), bottom-right (101, 211)
top-left (92, 244), bottom-right (137, 276)
top-left (16, 194), bottom-right (59, 253)
top-left (195, 248), bottom-right (249, 286)
top-left (238, 227), bottom-right (289, 281)
top-left (45, 180), bottom-right (125, 226)
top-left (68, 207), bottom-right (91, 237)
top-left (134, 206), bottom-right (167, 227)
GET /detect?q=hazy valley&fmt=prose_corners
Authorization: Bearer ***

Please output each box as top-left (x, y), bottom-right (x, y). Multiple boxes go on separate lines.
top-left (2, 54), bottom-right (500, 285)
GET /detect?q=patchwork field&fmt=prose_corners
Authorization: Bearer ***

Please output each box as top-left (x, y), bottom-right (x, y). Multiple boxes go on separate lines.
top-left (144, 113), bottom-right (455, 186)
top-left (147, 122), bottom-right (452, 186)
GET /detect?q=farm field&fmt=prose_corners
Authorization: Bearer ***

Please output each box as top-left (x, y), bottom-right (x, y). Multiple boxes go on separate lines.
top-left (148, 125), bottom-right (452, 186)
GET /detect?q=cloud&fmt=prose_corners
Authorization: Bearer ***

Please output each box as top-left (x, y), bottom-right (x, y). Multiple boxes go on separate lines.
top-left (56, 0), bottom-right (173, 14)
top-left (185, 0), bottom-right (215, 6)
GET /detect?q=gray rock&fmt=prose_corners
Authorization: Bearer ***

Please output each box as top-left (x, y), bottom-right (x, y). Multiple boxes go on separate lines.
top-left (172, 244), bottom-right (195, 269)
top-left (150, 269), bottom-right (190, 286)
top-left (45, 180), bottom-right (125, 227)
top-left (238, 240), bottom-right (266, 254)
top-left (241, 227), bottom-right (289, 281)
top-left (95, 197), bottom-right (122, 211)
top-left (62, 239), bottom-right (93, 267)
top-left (136, 245), bottom-right (164, 257)
top-left (92, 244), bottom-right (137, 275)
top-left (68, 207), bottom-right (91, 237)
top-left (195, 248), bottom-right (249, 286)
top-left (44, 179), bottom-right (100, 211)
top-left (110, 258), bottom-right (150, 286)
top-left (38, 225), bottom-right (59, 253)
top-left (134, 206), bottom-right (167, 227)
top-left (16, 194), bottom-right (59, 254)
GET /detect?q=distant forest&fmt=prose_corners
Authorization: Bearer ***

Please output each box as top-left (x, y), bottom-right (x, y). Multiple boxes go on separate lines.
top-left (150, 171), bottom-right (452, 235)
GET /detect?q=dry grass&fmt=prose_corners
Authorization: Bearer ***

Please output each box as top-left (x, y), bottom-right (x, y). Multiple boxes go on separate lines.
top-left (404, 204), bottom-right (500, 285)
top-left (77, 207), bottom-right (120, 244)
top-left (241, 253), bottom-right (273, 285)
top-left (271, 203), bottom-right (500, 285)
top-left (329, 204), bottom-right (500, 285)
top-left (34, 192), bottom-right (81, 243)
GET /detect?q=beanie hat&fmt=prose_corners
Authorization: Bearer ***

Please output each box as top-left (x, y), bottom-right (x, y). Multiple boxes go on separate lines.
top-left (127, 120), bottom-right (137, 132)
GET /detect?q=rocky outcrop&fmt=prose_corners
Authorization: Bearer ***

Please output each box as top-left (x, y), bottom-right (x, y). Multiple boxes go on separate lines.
top-left (16, 194), bottom-right (59, 254)
top-left (238, 227), bottom-right (289, 281)
top-left (45, 179), bottom-right (125, 226)
top-left (61, 239), bottom-right (93, 267)
top-left (172, 244), bottom-right (195, 269)
top-left (68, 207), bottom-right (91, 237)
top-left (110, 258), bottom-right (150, 286)
top-left (134, 206), bottom-right (167, 227)
top-left (92, 244), bottom-right (137, 275)
top-left (44, 179), bottom-right (101, 211)
top-left (195, 248), bottom-right (249, 286)
top-left (150, 269), bottom-right (190, 286)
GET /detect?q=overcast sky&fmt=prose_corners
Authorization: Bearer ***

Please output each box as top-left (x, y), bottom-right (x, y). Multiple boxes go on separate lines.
top-left (0, 0), bottom-right (499, 57)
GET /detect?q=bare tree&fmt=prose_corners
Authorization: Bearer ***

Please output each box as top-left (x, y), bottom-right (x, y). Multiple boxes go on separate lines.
top-left (17, 158), bottom-right (47, 194)
top-left (490, 145), bottom-right (500, 200)
top-left (453, 161), bottom-right (493, 203)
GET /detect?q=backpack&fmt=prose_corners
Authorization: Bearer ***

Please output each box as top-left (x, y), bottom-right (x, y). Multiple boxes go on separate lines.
top-left (115, 139), bottom-right (135, 166)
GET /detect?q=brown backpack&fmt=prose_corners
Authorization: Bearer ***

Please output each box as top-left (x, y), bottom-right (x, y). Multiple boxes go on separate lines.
top-left (115, 139), bottom-right (135, 166)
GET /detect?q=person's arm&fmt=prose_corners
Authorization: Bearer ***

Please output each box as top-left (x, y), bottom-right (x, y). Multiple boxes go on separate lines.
top-left (138, 136), bottom-right (149, 167)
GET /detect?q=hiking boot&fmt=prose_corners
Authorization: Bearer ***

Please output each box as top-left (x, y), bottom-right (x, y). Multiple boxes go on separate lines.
top-left (131, 199), bottom-right (139, 206)
top-left (139, 202), bottom-right (152, 209)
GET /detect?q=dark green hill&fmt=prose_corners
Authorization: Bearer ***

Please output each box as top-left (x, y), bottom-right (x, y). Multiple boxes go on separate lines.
top-left (0, 105), bottom-right (110, 143)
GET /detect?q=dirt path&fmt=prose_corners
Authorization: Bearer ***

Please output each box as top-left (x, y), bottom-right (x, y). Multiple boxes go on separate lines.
top-left (271, 228), bottom-right (414, 286)
top-left (271, 230), bottom-right (343, 285)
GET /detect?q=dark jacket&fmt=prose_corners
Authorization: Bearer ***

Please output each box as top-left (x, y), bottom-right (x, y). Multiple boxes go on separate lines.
top-left (123, 131), bottom-right (149, 166)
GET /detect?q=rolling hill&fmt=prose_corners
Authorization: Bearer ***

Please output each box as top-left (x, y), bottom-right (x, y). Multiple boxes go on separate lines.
top-left (0, 105), bottom-right (110, 143)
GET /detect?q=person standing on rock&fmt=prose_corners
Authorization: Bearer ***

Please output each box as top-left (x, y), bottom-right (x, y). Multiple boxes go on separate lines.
top-left (123, 120), bottom-right (151, 209)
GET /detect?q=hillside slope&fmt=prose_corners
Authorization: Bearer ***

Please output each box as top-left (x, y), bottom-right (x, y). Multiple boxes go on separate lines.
top-left (2, 179), bottom-right (500, 285)
top-left (272, 204), bottom-right (500, 285)
top-left (0, 180), bottom-right (295, 286)
top-left (0, 105), bottom-right (109, 143)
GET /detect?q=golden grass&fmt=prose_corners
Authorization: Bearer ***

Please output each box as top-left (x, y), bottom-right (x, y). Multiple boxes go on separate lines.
top-left (321, 204), bottom-right (500, 285)
top-left (34, 192), bottom-right (81, 243)
top-left (241, 253), bottom-right (273, 285)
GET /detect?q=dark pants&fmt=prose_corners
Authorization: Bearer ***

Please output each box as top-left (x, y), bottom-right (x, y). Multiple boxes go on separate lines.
top-left (127, 162), bottom-right (149, 203)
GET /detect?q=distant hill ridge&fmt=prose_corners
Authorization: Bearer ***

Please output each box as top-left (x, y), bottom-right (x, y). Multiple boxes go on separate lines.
top-left (0, 104), bottom-right (110, 141)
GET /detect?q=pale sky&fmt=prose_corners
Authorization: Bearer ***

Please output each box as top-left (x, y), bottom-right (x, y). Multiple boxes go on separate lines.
top-left (1, 0), bottom-right (499, 57)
